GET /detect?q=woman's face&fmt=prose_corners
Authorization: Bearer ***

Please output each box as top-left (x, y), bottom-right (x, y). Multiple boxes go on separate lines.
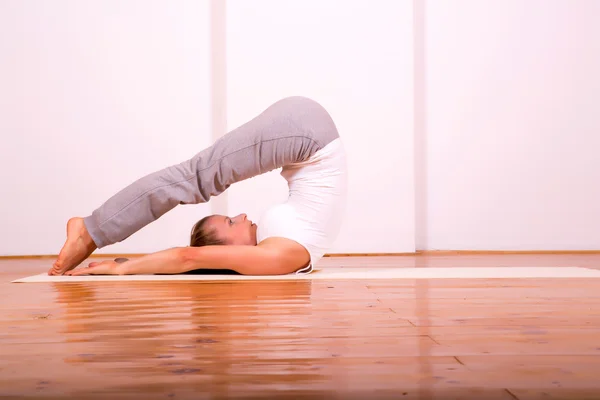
top-left (205, 213), bottom-right (258, 246)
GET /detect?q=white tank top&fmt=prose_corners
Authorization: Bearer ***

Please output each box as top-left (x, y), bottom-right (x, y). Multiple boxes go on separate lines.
top-left (256, 138), bottom-right (348, 273)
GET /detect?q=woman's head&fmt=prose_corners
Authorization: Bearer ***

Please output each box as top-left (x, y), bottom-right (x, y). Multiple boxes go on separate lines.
top-left (190, 213), bottom-right (258, 247)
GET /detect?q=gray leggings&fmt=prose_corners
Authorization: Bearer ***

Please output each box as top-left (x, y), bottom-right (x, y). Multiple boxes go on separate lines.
top-left (84, 96), bottom-right (340, 248)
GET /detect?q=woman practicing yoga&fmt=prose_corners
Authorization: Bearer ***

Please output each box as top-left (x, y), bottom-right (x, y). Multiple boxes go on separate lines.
top-left (48, 96), bottom-right (347, 276)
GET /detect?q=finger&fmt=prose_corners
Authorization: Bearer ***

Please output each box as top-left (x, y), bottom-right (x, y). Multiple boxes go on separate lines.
top-left (88, 261), bottom-right (107, 268)
top-left (65, 269), bottom-right (80, 276)
top-left (67, 268), bottom-right (92, 276)
top-left (68, 265), bottom-right (99, 276)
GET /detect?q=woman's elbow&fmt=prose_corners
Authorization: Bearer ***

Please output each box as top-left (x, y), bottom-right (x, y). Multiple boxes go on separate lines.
top-left (265, 256), bottom-right (305, 276)
top-left (263, 250), bottom-right (310, 275)
top-left (236, 254), bottom-right (290, 276)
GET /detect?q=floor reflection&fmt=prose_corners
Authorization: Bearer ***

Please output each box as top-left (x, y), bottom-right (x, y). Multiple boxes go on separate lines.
top-left (51, 279), bottom-right (321, 397)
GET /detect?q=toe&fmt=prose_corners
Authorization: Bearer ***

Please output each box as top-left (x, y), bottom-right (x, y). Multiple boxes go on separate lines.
top-left (49, 262), bottom-right (64, 276)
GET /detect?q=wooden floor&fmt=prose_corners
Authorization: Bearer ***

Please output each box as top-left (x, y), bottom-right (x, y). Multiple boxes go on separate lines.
top-left (1, 254), bottom-right (600, 400)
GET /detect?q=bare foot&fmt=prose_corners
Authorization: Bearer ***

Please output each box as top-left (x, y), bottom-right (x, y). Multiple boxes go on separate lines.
top-left (49, 217), bottom-right (98, 275)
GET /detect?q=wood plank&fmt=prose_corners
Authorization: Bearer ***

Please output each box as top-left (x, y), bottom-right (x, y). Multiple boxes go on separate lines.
top-left (2, 255), bottom-right (600, 399)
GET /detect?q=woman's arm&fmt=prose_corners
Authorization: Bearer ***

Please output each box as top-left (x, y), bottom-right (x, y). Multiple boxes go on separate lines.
top-left (67, 238), bottom-right (310, 276)
top-left (120, 245), bottom-right (288, 275)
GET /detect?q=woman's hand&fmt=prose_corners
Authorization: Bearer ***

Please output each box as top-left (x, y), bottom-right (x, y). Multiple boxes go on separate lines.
top-left (65, 260), bottom-right (122, 276)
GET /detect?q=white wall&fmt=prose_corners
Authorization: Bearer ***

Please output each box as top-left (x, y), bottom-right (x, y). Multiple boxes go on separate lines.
top-left (0, 0), bottom-right (211, 255)
top-left (0, 0), bottom-right (413, 257)
top-left (423, 0), bottom-right (600, 250)
top-left (224, 0), bottom-right (416, 253)
top-left (2, 1), bottom-right (599, 256)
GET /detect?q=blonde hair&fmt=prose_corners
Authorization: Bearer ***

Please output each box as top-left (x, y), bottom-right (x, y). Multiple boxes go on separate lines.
top-left (190, 216), bottom-right (226, 247)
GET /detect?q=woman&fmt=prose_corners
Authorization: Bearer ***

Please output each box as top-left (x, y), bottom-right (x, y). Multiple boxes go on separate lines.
top-left (49, 96), bottom-right (347, 276)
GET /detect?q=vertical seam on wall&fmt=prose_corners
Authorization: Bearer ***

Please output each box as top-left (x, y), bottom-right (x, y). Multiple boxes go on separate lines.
top-left (412, 6), bottom-right (433, 395)
top-left (210, 0), bottom-right (228, 217)
top-left (413, 0), bottom-right (427, 251)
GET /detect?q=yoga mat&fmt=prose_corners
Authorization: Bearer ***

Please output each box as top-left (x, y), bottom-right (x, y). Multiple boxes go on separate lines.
top-left (11, 266), bottom-right (600, 283)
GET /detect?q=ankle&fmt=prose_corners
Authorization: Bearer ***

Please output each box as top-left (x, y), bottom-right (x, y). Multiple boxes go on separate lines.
top-left (71, 217), bottom-right (96, 248)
